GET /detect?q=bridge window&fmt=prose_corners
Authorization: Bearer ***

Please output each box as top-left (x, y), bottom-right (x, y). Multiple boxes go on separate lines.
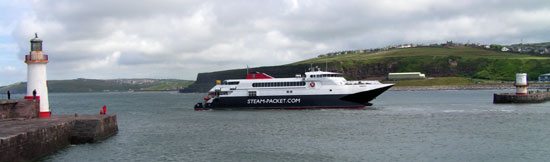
top-left (252, 81), bottom-right (306, 87)
top-left (309, 74), bottom-right (343, 78)
top-left (222, 81), bottom-right (240, 85)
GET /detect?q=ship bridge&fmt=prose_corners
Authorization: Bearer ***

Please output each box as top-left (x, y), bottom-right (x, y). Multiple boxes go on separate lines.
top-left (305, 71), bottom-right (346, 85)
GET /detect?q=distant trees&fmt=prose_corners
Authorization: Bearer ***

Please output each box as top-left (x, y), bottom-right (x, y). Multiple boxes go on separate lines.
top-left (490, 44), bottom-right (504, 51)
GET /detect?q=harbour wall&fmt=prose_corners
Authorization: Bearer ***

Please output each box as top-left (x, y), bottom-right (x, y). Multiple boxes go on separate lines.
top-left (494, 92), bottom-right (550, 103)
top-left (0, 114), bottom-right (118, 162)
top-left (390, 84), bottom-right (550, 91)
top-left (0, 99), bottom-right (39, 120)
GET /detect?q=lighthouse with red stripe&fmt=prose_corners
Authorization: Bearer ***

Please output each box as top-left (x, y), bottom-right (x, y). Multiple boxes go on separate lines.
top-left (25, 33), bottom-right (50, 118)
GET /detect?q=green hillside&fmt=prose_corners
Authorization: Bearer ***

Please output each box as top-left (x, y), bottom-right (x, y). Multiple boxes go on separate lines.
top-left (294, 47), bottom-right (550, 81)
top-left (298, 47), bottom-right (546, 64)
top-left (183, 46), bottom-right (550, 92)
top-left (0, 79), bottom-right (194, 94)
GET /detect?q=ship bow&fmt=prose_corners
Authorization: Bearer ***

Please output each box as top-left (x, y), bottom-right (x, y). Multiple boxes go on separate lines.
top-left (340, 84), bottom-right (393, 105)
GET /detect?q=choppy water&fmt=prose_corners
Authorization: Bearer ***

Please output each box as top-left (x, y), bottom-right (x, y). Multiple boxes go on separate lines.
top-left (35, 90), bottom-right (550, 162)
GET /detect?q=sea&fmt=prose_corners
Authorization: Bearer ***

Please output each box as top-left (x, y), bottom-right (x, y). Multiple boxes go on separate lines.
top-left (30, 90), bottom-right (550, 162)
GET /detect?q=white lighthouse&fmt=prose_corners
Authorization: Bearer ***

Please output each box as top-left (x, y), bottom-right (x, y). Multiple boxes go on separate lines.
top-left (515, 73), bottom-right (528, 95)
top-left (25, 33), bottom-right (50, 118)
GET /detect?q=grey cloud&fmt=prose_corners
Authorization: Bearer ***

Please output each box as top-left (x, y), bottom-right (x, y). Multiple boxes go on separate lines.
top-left (8, 0), bottom-right (550, 82)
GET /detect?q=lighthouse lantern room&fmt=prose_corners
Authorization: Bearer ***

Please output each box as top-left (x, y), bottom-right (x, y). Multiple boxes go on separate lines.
top-left (25, 33), bottom-right (50, 118)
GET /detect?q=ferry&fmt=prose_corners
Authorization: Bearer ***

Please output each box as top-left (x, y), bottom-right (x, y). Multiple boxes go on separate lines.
top-left (194, 68), bottom-right (393, 110)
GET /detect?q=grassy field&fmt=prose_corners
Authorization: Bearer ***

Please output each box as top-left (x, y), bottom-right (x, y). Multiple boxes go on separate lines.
top-left (0, 79), bottom-right (195, 93)
top-left (296, 47), bottom-right (550, 64)
top-left (142, 81), bottom-right (194, 91)
top-left (385, 77), bottom-right (483, 87)
top-left (385, 77), bottom-right (550, 87)
top-left (292, 47), bottom-right (550, 81)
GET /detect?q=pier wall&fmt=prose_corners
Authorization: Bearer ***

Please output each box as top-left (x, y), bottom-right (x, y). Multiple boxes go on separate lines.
top-left (0, 120), bottom-right (73, 162)
top-left (0, 99), bottom-right (39, 120)
top-left (71, 114), bottom-right (118, 144)
top-left (0, 115), bottom-right (118, 162)
top-left (493, 92), bottom-right (550, 103)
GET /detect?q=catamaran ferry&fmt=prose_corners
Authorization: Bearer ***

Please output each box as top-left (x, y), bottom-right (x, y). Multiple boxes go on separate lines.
top-left (194, 68), bottom-right (393, 110)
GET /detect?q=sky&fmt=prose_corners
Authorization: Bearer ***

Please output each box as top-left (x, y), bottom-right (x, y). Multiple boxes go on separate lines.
top-left (0, 0), bottom-right (549, 86)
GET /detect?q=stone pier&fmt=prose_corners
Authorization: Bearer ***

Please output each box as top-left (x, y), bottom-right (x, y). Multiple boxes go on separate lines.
top-left (0, 100), bottom-right (118, 162)
top-left (1, 99), bottom-right (40, 120)
top-left (493, 92), bottom-right (550, 103)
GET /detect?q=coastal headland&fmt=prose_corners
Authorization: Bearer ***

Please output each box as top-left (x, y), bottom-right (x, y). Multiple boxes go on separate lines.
top-left (183, 46), bottom-right (550, 93)
top-left (0, 79), bottom-right (194, 94)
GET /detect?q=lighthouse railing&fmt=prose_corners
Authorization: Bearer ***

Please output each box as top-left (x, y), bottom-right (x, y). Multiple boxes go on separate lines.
top-left (25, 54), bottom-right (48, 61)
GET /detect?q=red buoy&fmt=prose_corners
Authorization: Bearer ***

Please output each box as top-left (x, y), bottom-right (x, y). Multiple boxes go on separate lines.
top-left (103, 105), bottom-right (107, 114)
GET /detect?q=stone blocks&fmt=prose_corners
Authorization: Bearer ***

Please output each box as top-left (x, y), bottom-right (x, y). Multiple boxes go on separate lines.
top-left (0, 114), bottom-right (118, 162)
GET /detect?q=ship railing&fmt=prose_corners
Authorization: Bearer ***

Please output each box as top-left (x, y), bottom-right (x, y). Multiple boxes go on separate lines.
top-left (344, 80), bottom-right (381, 85)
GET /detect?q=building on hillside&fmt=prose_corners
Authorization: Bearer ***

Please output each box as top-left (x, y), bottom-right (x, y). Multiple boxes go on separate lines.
top-left (387, 72), bottom-right (426, 80)
top-left (535, 48), bottom-right (550, 54)
top-left (444, 41), bottom-right (459, 48)
top-left (398, 44), bottom-right (412, 48)
top-left (501, 47), bottom-right (510, 52)
top-left (468, 43), bottom-right (481, 47)
top-left (539, 73), bottom-right (550, 82)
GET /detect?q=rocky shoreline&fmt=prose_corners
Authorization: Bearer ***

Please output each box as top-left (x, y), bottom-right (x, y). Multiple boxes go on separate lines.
top-left (390, 84), bottom-right (550, 91)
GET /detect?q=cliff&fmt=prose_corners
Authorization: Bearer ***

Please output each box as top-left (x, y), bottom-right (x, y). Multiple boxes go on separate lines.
top-left (184, 47), bottom-right (550, 93)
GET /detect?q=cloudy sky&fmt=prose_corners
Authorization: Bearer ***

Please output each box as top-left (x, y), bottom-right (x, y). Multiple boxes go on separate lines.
top-left (1, 0), bottom-right (549, 86)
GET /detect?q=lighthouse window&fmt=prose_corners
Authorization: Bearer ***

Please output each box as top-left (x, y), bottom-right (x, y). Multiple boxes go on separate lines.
top-left (31, 43), bottom-right (42, 51)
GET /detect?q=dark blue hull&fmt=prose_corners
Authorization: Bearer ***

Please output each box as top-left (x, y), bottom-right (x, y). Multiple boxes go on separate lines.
top-left (194, 85), bottom-right (392, 110)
